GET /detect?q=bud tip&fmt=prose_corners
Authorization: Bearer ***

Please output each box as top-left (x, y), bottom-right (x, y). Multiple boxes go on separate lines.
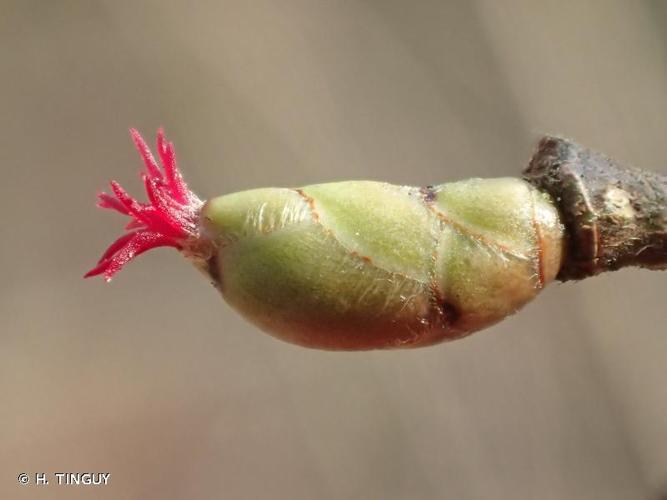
top-left (85, 129), bottom-right (203, 281)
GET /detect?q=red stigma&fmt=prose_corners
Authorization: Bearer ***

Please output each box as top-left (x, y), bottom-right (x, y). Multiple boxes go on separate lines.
top-left (85, 129), bottom-right (203, 281)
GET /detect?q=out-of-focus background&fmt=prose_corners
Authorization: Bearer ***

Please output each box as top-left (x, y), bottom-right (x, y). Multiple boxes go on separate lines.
top-left (1, 1), bottom-right (666, 499)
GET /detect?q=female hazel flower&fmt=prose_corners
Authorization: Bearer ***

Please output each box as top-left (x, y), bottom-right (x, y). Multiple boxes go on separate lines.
top-left (86, 130), bottom-right (666, 350)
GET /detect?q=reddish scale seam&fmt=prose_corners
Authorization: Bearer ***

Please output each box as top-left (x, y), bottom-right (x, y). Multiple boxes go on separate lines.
top-left (294, 186), bottom-right (434, 311)
top-left (424, 202), bottom-right (529, 262)
top-left (419, 184), bottom-right (530, 261)
top-left (421, 186), bottom-right (524, 332)
top-left (293, 186), bottom-right (442, 288)
top-left (419, 186), bottom-right (525, 259)
top-left (294, 189), bottom-right (320, 222)
top-left (350, 251), bottom-right (373, 264)
top-left (85, 128), bottom-right (203, 282)
top-left (294, 188), bottom-right (394, 273)
top-left (418, 189), bottom-right (455, 328)
top-left (297, 185), bottom-right (444, 336)
top-left (528, 187), bottom-right (545, 288)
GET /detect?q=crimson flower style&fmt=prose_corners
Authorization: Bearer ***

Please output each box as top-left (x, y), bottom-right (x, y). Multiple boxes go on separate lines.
top-left (85, 129), bottom-right (203, 281)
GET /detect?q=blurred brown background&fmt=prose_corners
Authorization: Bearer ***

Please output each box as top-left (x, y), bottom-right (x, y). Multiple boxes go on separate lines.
top-left (1, 1), bottom-right (666, 499)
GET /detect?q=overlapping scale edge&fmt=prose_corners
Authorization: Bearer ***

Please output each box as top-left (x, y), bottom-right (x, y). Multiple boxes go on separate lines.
top-left (85, 128), bottom-right (203, 281)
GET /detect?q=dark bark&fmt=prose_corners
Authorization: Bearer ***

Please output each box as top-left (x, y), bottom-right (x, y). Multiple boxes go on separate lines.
top-left (523, 136), bottom-right (667, 281)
